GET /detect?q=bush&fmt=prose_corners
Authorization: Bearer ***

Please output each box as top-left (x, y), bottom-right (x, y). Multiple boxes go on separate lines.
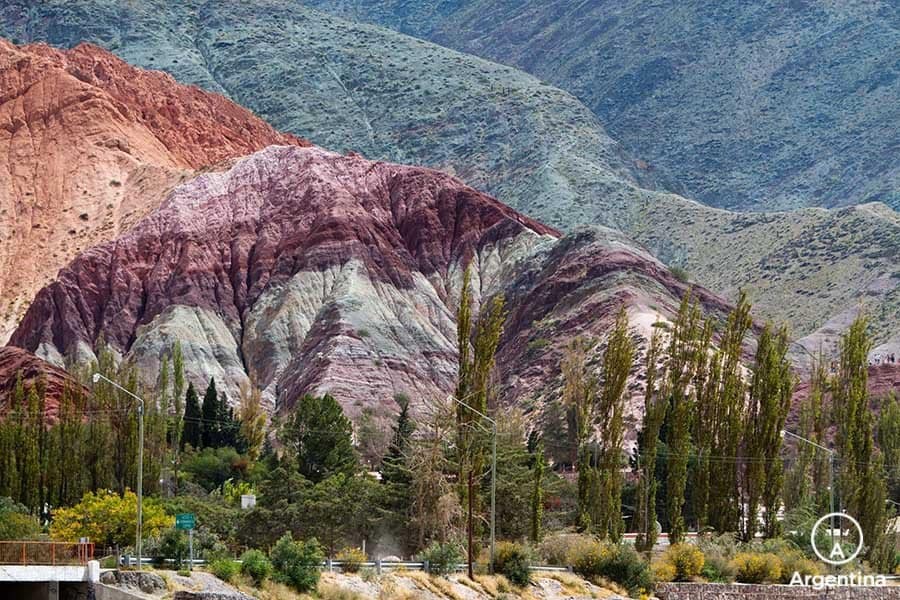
top-left (0, 497), bottom-right (41, 540)
top-left (696, 533), bottom-right (737, 582)
top-left (658, 543), bottom-right (704, 581)
top-left (729, 552), bottom-right (782, 584)
top-left (270, 533), bottom-right (324, 593)
top-left (538, 533), bottom-right (593, 566)
top-left (209, 558), bottom-right (240, 582)
top-left (239, 549), bottom-right (272, 585)
top-left (154, 529), bottom-right (189, 568)
top-left (494, 542), bottom-right (531, 587)
top-left (417, 541), bottom-right (463, 576)
top-left (336, 546), bottom-right (367, 573)
top-left (570, 540), bottom-right (652, 595)
top-left (652, 560), bottom-right (676, 583)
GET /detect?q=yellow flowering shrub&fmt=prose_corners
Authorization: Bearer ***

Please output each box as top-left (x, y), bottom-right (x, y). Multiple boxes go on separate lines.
top-left (50, 489), bottom-right (173, 547)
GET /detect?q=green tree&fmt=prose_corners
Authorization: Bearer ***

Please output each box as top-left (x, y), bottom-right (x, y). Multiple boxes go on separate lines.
top-left (381, 394), bottom-right (416, 550)
top-left (201, 378), bottom-right (220, 448)
top-left (280, 394), bottom-right (357, 483)
top-left (238, 382), bottom-right (267, 462)
top-left (664, 293), bottom-right (704, 544)
top-left (596, 307), bottom-right (635, 542)
top-left (0, 497), bottom-right (41, 540)
top-left (182, 383), bottom-right (202, 450)
top-left (879, 393), bottom-right (900, 502)
top-left (561, 337), bottom-right (598, 531)
top-left (705, 292), bottom-right (751, 534)
top-left (743, 324), bottom-right (793, 540)
top-left (635, 323), bottom-right (665, 552)
top-left (530, 440), bottom-right (545, 543)
top-left (454, 267), bottom-right (506, 578)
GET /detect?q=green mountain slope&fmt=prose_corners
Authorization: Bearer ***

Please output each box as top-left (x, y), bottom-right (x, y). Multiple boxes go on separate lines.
top-left (299, 0), bottom-right (900, 212)
top-left (2, 1), bottom-right (898, 355)
top-left (0, 0), bottom-right (654, 227)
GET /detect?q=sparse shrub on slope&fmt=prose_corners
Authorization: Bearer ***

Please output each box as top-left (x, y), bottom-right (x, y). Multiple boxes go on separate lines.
top-left (417, 541), bottom-right (463, 576)
top-left (493, 541), bottom-right (532, 587)
top-left (239, 549), bottom-right (273, 585)
top-left (209, 558), bottom-right (240, 582)
top-left (270, 533), bottom-right (324, 593)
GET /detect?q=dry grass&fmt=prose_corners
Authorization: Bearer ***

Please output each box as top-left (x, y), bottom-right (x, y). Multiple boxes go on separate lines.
top-left (472, 574), bottom-right (513, 597)
top-left (396, 570), bottom-right (464, 600)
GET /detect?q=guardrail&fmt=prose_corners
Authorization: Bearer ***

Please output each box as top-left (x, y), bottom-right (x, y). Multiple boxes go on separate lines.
top-left (120, 556), bottom-right (573, 575)
top-left (0, 541), bottom-right (94, 565)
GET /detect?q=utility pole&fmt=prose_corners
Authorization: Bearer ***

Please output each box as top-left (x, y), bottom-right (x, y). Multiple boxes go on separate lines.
top-left (94, 373), bottom-right (145, 570)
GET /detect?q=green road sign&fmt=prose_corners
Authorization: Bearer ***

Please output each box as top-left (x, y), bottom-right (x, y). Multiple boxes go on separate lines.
top-left (175, 513), bottom-right (195, 530)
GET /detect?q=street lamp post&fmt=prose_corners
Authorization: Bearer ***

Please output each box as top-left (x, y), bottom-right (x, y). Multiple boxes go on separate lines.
top-left (781, 429), bottom-right (836, 549)
top-left (447, 395), bottom-right (497, 576)
top-left (94, 373), bottom-right (145, 570)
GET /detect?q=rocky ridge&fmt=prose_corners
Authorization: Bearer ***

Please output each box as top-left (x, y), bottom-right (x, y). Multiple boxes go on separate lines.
top-left (0, 39), bottom-right (305, 341)
top-left (8, 144), bottom-right (731, 433)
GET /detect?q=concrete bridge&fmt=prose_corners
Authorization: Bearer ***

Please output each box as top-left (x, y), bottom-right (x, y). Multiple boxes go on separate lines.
top-left (0, 542), bottom-right (99, 600)
top-left (0, 562), bottom-right (99, 599)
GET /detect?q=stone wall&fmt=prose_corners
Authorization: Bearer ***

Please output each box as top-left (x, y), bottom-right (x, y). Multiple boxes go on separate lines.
top-left (655, 582), bottom-right (900, 599)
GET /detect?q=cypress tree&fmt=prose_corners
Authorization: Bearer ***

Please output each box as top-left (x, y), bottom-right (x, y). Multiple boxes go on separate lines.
top-left (382, 394), bottom-right (416, 551)
top-left (182, 383), bottom-right (202, 450)
top-left (201, 378), bottom-right (220, 448)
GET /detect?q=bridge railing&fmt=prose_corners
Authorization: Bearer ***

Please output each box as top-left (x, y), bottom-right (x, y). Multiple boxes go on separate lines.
top-left (0, 541), bottom-right (94, 565)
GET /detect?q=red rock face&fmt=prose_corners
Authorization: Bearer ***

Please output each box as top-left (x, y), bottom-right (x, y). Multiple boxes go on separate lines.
top-left (0, 347), bottom-right (80, 420)
top-left (9, 145), bottom-right (558, 415)
top-left (0, 39), bottom-right (307, 342)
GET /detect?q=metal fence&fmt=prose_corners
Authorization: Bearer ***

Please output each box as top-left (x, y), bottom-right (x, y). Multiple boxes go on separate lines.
top-left (0, 541), bottom-right (94, 565)
top-left (120, 556), bottom-right (572, 575)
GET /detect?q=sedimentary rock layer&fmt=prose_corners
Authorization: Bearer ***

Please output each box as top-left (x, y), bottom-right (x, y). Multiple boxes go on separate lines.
top-left (0, 39), bottom-right (306, 341)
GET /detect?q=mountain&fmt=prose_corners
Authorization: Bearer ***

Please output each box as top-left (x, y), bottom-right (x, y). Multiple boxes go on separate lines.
top-left (299, 0), bottom-right (900, 212)
top-left (0, 0), bottom-right (657, 223)
top-left (8, 144), bottom-right (729, 432)
top-left (0, 39), bottom-right (306, 342)
top-left (3, 5), bottom-right (898, 357)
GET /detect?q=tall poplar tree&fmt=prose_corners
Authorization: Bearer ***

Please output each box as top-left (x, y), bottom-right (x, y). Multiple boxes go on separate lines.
top-left (635, 324), bottom-right (665, 552)
top-left (743, 323), bottom-right (793, 540)
top-left (455, 266), bottom-right (506, 579)
top-left (596, 307), bottom-right (635, 542)
top-left (664, 292), bottom-right (703, 544)
top-left (706, 292), bottom-right (752, 534)
top-left (561, 337), bottom-right (598, 531)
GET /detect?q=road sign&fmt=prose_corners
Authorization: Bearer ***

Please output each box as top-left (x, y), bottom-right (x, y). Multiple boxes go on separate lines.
top-left (175, 513), bottom-right (195, 530)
